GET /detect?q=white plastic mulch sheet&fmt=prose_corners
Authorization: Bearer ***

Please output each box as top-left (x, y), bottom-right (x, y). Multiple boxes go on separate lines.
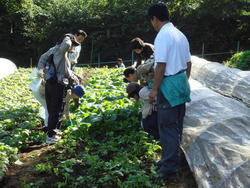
top-left (190, 56), bottom-right (250, 106)
top-left (0, 58), bottom-right (17, 79)
top-left (182, 79), bottom-right (250, 188)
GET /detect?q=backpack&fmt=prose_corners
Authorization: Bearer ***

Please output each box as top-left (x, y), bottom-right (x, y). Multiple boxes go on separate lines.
top-left (137, 58), bottom-right (155, 84)
top-left (44, 51), bottom-right (57, 83)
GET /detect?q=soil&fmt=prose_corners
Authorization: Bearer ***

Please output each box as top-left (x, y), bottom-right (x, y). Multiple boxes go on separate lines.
top-left (1, 144), bottom-right (57, 188)
top-left (1, 143), bottom-right (197, 188)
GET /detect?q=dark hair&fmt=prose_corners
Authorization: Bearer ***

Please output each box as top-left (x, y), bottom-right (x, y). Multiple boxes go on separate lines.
top-left (123, 67), bottom-right (136, 77)
top-left (130, 37), bottom-right (145, 50)
top-left (126, 83), bottom-right (141, 98)
top-left (128, 91), bottom-right (139, 99)
top-left (75, 29), bottom-right (87, 38)
top-left (57, 33), bottom-right (80, 46)
top-left (123, 77), bottom-right (129, 83)
top-left (148, 3), bottom-right (169, 22)
top-left (117, 58), bottom-right (123, 62)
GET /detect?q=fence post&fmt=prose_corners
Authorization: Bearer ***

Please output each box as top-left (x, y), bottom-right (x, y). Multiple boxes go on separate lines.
top-left (202, 43), bottom-right (205, 58)
top-left (90, 38), bottom-right (94, 64)
top-left (98, 53), bottom-right (100, 67)
top-left (236, 41), bottom-right (240, 53)
top-left (131, 50), bottom-right (134, 65)
top-left (30, 57), bottom-right (32, 68)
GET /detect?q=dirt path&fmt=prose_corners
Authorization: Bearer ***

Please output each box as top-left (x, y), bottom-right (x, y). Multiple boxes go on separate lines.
top-left (2, 144), bottom-right (55, 188)
top-left (2, 144), bottom-right (197, 188)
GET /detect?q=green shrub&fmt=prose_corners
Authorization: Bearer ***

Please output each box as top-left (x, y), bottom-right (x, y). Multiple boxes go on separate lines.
top-left (0, 143), bottom-right (18, 181)
top-left (225, 51), bottom-right (250, 70)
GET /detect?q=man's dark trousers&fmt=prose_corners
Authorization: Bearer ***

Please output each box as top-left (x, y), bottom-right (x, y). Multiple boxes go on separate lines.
top-left (157, 91), bottom-right (186, 175)
top-left (45, 80), bottom-right (67, 137)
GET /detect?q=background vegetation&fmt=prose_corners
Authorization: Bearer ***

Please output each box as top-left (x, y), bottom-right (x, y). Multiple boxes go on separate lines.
top-left (225, 50), bottom-right (250, 70)
top-left (0, 0), bottom-right (249, 66)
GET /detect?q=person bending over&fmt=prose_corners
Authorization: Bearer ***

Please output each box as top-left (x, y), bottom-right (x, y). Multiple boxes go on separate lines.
top-left (126, 83), bottom-right (159, 140)
top-left (130, 37), bottom-right (154, 68)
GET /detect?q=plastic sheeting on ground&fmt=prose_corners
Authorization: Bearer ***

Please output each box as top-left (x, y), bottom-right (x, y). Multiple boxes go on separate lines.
top-left (190, 56), bottom-right (250, 106)
top-left (0, 58), bottom-right (17, 79)
top-left (182, 79), bottom-right (250, 188)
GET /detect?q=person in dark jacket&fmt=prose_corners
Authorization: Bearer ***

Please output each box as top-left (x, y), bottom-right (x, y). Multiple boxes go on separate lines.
top-left (130, 37), bottom-right (154, 68)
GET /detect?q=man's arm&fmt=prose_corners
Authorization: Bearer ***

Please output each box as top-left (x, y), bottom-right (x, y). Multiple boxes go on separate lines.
top-left (59, 36), bottom-right (72, 54)
top-left (149, 63), bottom-right (166, 103)
top-left (186, 61), bottom-right (192, 79)
top-left (60, 37), bottom-right (77, 84)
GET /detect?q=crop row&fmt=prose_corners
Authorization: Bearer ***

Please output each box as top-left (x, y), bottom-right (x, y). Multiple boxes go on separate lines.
top-left (0, 68), bottom-right (162, 187)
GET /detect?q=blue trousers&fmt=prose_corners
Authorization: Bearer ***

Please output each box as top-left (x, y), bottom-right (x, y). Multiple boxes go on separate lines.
top-left (157, 91), bottom-right (186, 175)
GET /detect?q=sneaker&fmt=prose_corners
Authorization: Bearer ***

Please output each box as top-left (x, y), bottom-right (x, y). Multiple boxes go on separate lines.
top-left (54, 129), bottom-right (63, 136)
top-left (46, 135), bottom-right (60, 144)
top-left (40, 126), bottom-right (48, 133)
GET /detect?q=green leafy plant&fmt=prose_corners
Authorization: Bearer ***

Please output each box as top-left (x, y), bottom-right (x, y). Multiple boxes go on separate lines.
top-left (1, 67), bottom-right (162, 187)
top-left (0, 143), bottom-right (18, 181)
top-left (225, 50), bottom-right (250, 70)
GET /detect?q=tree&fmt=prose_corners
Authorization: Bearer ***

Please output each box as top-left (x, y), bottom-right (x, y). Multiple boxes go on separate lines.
top-left (0, 0), bottom-right (249, 66)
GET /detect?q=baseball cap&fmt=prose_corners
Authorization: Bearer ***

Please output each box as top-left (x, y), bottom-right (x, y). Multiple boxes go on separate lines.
top-left (72, 85), bottom-right (85, 98)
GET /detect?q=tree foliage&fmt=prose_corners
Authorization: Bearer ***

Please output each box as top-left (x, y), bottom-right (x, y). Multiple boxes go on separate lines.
top-left (0, 0), bottom-right (249, 66)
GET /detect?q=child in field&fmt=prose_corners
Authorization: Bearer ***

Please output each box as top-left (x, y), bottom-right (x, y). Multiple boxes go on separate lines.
top-left (126, 82), bottom-right (159, 139)
top-left (123, 58), bottom-right (154, 84)
top-left (63, 85), bottom-right (85, 122)
top-left (123, 66), bottom-right (138, 83)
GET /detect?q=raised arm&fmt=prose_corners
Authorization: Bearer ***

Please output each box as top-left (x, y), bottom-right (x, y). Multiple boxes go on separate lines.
top-left (59, 36), bottom-right (72, 54)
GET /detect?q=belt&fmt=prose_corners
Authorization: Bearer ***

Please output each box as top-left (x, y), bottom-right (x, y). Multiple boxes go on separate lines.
top-left (164, 69), bottom-right (186, 77)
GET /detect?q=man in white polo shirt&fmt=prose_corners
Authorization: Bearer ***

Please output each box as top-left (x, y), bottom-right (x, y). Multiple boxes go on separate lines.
top-left (148, 3), bottom-right (192, 181)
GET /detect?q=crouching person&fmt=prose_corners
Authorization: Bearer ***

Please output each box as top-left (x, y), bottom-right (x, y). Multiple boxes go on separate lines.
top-left (37, 34), bottom-right (81, 144)
top-left (126, 83), bottom-right (159, 139)
top-left (64, 85), bottom-right (85, 124)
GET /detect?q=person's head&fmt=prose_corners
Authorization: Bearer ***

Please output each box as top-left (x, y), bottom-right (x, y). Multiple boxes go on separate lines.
top-left (74, 29), bottom-right (87, 43)
top-left (148, 3), bottom-right (170, 32)
top-left (126, 83), bottom-right (141, 100)
top-left (123, 67), bottom-right (138, 82)
top-left (116, 58), bottom-right (123, 65)
top-left (71, 85), bottom-right (85, 99)
top-left (130, 37), bottom-right (145, 54)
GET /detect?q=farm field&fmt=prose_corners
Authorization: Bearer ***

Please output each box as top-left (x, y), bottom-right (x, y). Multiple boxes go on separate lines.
top-left (0, 68), bottom-right (196, 187)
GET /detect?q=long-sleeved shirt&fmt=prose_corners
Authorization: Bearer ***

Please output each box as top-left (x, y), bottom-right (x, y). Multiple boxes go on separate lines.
top-left (37, 37), bottom-right (76, 82)
top-left (68, 45), bottom-right (81, 65)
